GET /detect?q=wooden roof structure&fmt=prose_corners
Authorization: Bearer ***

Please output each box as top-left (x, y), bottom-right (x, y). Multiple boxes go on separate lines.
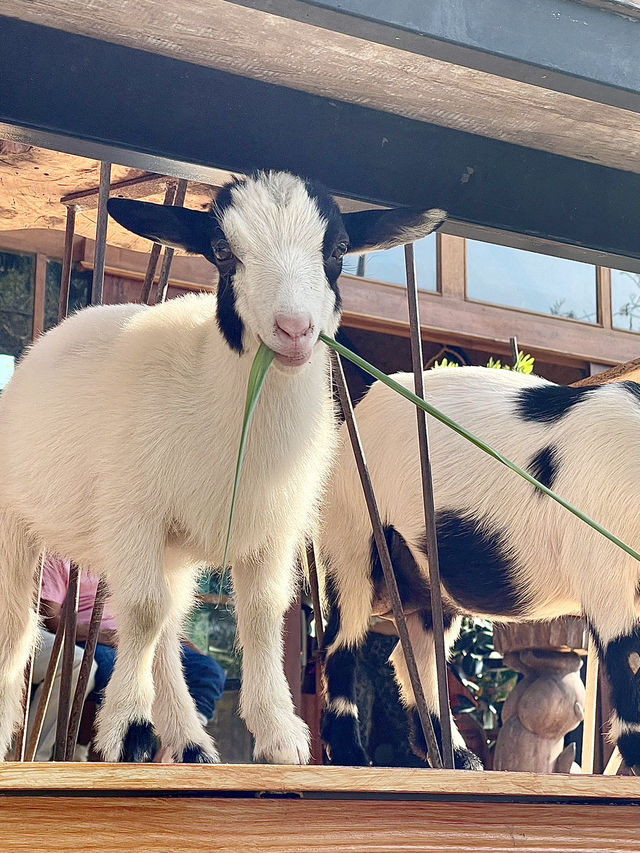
top-left (1, 0), bottom-right (639, 270)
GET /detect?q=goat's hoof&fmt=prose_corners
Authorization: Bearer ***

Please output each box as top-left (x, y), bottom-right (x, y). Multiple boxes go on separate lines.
top-left (619, 732), bottom-right (640, 771)
top-left (253, 715), bottom-right (311, 765)
top-left (181, 742), bottom-right (221, 764)
top-left (325, 742), bottom-right (370, 767)
top-left (120, 721), bottom-right (156, 763)
top-left (453, 747), bottom-right (484, 771)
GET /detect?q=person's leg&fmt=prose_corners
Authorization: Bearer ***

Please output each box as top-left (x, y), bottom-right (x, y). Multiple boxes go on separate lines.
top-left (180, 645), bottom-right (226, 724)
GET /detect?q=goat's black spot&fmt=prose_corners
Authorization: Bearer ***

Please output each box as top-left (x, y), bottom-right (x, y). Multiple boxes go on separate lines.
top-left (617, 731), bottom-right (640, 768)
top-left (120, 720), bottom-right (155, 763)
top-left (182, 743), bottom-right (217, 764)
top-left (422, 512), bottom-right (526, 617)
top-left (516, 384), bottom-right (595, 423)
top-left (407, 708), bottom-right (483, 770)
top-left (325, 648), bottom-right (358, 703)
top-left (620, 381), bottom-right (640, 405)
top-left (216, 269), bottom-right (244, 354)
top-left (321, 711), bottom-right (369, 766)
top-left (528, 445), bottom-right (560, 491)
top-left (602, 626), bottom-right (640, 725)
top-left (304, 178), bottom-right (345, 314)
top-left (371, 526), bottom-right (432, 613)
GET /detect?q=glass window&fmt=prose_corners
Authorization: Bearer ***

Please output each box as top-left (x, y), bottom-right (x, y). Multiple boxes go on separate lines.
top-left (44, 260), bottom-right (92, 332)
top-left (186, 573), bottom-right (241, 682)
top-left (0, 353), bottom-right (15, 391)
top-left (0, 250), bottom-right (35, 359)
top-left (342, 233), bottom-right (437, 291)
top-left (466, 240), bottom-right (598, 323)
top-left (611, 270), bottom-right (640, 333)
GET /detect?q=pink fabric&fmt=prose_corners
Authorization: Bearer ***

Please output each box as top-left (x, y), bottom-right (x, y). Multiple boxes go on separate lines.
top-left (40, 556), bottom-right (119, 632)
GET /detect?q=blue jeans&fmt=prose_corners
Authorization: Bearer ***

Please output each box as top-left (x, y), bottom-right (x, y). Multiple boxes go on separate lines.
top-left (82, 642), bottom-right (226, 721)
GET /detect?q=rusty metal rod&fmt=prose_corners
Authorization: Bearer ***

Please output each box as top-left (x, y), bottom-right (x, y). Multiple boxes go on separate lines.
top-left (91, 161), bottom-right (111, 306)
top-left (13, 552), bottom-right (46, 761)
top-left (404, 243), bottom-right (454, 769)
top-left (58, 205), bottom-right (77, 323)
top-left (141, 181), bottom-right (178, 304)
top-left (65, 578), bottom-right (108, 760)
top-left (330, 350), bottom-right (443, 769)
top-left (303, 544), bottom-right (325, 650)
top-left (510, 336), bottom-right (519, 368)
top-left (24, 598), bottom-right (67, 762)
top-left (53, 562), bottom-right (80, 760)
top-left (155, 179), bottom-right (188, 305)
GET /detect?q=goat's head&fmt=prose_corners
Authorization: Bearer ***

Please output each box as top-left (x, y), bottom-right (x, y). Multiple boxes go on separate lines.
top-left (108, 171), bottom-right (446, 368)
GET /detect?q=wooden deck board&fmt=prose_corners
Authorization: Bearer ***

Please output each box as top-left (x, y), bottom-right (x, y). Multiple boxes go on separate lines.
top-left (0, 764), bottom-right (637, 800)
top-left (0, 796), bottom-right (637, 852)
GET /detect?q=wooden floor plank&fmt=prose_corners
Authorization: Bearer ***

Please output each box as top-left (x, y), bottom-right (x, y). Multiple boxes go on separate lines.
top-left (0, 797), bottom-right (637, 853)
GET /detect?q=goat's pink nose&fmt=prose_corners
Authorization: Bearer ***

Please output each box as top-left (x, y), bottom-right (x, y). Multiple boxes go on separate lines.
top-left (275, 313), bottom-right (313, 341)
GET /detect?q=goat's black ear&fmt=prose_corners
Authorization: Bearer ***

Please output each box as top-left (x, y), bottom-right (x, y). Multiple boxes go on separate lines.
top-left (107, 198), bottom-right (214, 256)
top-left (342, 207), bottom-right (446, 254)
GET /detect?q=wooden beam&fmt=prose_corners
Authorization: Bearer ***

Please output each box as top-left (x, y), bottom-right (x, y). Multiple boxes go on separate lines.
top-left (0, 763), bottom-right (637, 799)
top-left (2, 1), bottom-right (638, 173)
top-left (60, 173), bottom-right (175, 211)
top-left (31, 252), bottom-right (47, 340)
top-left (0, 795), bottom-right (637, 853)
top-left (340, 276), bottom-right (640, 367)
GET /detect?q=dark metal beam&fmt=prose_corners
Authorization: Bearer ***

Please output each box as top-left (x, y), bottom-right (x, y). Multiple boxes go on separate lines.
top-left (232, 0), bottom-right (640, 111)
top-left (1, 16), bottom-right (639, 271)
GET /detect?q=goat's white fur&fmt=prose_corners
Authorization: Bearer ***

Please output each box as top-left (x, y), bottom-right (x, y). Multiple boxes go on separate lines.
top-left (0, 173), bottom-right (342, 763)
top-left (321, 366), bottom-right (640, 762)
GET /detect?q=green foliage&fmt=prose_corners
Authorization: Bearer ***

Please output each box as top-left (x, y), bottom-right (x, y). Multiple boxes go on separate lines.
top-left (449, 619), bottom-right (518, 740)
top-left (433, 350), bottom-right (535, 374)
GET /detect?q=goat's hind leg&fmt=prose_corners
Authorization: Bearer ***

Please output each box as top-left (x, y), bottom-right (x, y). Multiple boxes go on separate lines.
top-left (0, 508), bottom-right (40, 760)
top-left (591, 618), bottom-right (640, 772)
top-left (321, 578), bottom-right (369, 766)
top-left (390, 610), bottom-right (482, 770)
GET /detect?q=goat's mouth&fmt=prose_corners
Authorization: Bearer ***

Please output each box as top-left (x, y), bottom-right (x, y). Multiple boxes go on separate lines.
top-left (274, 351), bottom-right (312, 368)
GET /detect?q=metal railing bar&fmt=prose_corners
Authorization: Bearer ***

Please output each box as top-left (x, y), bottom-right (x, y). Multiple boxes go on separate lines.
top-left (24, 597), bottom-right (68, 762)
top-left (154, 179), bottom-right (188, 305)
top-left (404, 243), bottom-right (454, 769)
top-left (13, 552), bottom-right (46, 761)
top-left (141, 181), bottom-right (178, 304)
top-left (53, 562), bottom-right (81, 760)
top-left (90, 161), bottom-right (111, 306)
top-left (330, 349), bottom-right (444, 769)
top-left (64, 578), bottom-right (108, 760)
top-left (58, 206), bottom-right (77, 323)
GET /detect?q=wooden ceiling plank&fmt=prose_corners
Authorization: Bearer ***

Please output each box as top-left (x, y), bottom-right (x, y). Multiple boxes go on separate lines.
top-left (1, 1), bottom-right (638, 173)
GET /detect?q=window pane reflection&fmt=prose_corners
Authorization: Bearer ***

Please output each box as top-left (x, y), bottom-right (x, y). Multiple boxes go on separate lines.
top-left (342, 234), bottom-right (437, 290)
top-left (611, 269), bottom-right (640, 333)
top-left (0, 250), bottom-right (35, 358)
top-left (466, 241), bottom-right (597, 323)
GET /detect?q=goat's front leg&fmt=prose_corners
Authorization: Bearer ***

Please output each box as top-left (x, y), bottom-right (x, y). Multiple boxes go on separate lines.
top-left (93, 528), bottom-right (168, 763)
top-left (233, 543), bottom-right (310, 764)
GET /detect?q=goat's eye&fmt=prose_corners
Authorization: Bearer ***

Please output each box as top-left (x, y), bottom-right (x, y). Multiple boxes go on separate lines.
top-left (332, 241), bottom-right (348, 260)
top-left (213, 240), bottom-right (234, 263)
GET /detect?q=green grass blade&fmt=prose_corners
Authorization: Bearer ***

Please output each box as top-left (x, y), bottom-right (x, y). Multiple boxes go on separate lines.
top-left (320, 333), bottom-right (640, 563)
top-left (222, 342), bottom-right (275, 569)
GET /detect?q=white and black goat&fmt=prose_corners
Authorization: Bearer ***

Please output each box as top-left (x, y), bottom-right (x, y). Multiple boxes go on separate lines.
top-left (0, 171), bottom-right (445, 763)
top-left (320, 366), bottom-right (640, 770)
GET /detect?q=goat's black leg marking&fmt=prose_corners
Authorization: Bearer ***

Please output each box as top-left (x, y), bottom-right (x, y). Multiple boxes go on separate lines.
top-left (407, 707), bottom-right (482, 771)
top-left (181, 743), bottom-right (217, 764)
top-left (321, 581), bottom-right (369, 766)
top-left (598, 624), bottom-right (640, 769)
top-left (119, 720), bottom-right (156, 763)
